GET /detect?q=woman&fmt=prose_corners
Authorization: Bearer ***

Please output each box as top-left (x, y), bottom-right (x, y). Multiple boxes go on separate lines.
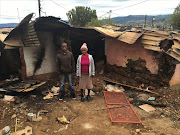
top-left (76, 43), bottom-right (95, 102)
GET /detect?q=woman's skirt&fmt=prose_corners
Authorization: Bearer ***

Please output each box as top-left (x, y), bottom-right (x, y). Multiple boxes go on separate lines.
top-left (79, 74), bottom-right (93, 89)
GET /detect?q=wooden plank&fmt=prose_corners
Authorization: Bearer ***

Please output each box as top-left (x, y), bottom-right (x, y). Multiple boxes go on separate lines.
top-left (103, 79), bottom-right (160, 96)
top-left (17, 81), bottom-right (46, 92)
top-left (143, 44), bottom-right (161, 52)
top-left (142, 35), bottom-right (165, 41)
top-left (141, 39), bottom-right (160, 46)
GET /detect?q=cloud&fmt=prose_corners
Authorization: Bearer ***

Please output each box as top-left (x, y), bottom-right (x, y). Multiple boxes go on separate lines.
top-left (0, 0), bottom-right (179, 23)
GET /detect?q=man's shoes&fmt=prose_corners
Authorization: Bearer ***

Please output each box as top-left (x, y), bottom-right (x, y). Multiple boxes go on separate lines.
top-left (71, 94), bottom-right (76, 100)
top-left (59, 95), bottom-right (64, 101)
top-left (86, 95), bottom-right (92, 101)
top-left (81, 96), bottom-right (85, 102)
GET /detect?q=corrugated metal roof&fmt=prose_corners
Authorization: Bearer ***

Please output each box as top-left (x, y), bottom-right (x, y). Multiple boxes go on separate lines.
top-left (117, 31), bottom-right (143, 44)
top-left (141, 30), bottom-right (180, 61)
top-left (3, 13), bottom-right (34, 47)
top-left (94, 27), bottom-right (122, 38)
top-left (3, 14), bottom-right (70, 48)
top-left (94, 25), bottom-right (144, 44)
top-left (93, 25), bottom-right (180, 61)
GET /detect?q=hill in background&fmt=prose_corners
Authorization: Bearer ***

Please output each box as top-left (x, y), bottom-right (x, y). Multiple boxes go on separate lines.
top-left (0, 23), bottom-right (18, 28)
top-left (112, 14), bottom-right (170, 23)
top-left (0, 14), bottom-right (170, 28)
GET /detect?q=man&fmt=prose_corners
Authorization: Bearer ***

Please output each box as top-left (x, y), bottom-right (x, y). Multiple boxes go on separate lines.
top-left (56, 42), bottom-right (76, 100)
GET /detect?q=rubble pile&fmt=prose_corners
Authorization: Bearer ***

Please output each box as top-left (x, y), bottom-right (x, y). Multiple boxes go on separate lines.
top-left (158, 87), bottom-right (180, 121)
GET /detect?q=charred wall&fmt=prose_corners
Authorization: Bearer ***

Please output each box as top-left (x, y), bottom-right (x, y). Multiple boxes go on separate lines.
top-left (0, 49), bottom-right (22, 80)
top-left (23, 31), bottom-right (57, 78)
top-left (54, 28), bottom-right (105, 63)
top-left (70, 28), bottom-right (105, 63)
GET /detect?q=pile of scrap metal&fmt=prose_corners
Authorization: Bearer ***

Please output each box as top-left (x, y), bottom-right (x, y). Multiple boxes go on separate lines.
top-left (94, 25), bottom-right (180, 62)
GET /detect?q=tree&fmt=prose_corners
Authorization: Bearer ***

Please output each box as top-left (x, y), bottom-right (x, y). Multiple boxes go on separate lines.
top-left (170, 4), bottom-right (180, 30)
top-left (85, 17), bottom-right (116, 28)
top-left (102, 17), bottom-right (115, 25)
top-left (66, 6), bottom-right (97, 27)
top-left (85, 18), bottom-right (104, 27)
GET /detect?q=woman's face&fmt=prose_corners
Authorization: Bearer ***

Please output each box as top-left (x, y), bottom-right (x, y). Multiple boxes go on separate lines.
top-left (81, 48), bottom-right (87, 55)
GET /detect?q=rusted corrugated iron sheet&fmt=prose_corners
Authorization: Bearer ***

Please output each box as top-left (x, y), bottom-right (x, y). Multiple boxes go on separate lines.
top-left (3, 13), bottom-right (41, 47)
top-left (141, 32), bottom-right (165, 52)
top-left (140, 30), bottom-right (180, 61)
top-left (3, 14), bottom-right (70, 48)
top-left (94, 26), bottom-right (143, 44)
top-left (94, 27), bottom-right (122, 38)
top-left (143, 45), bottom-right (161, 52)
top-left (21, 21), bottom-right (40, 47)
top-left (94, 25), bottom-right (180, 61)
top-left (117, 32), bottom-right (143, 44)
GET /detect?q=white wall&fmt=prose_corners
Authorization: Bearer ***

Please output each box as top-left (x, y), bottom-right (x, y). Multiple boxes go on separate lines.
top-left (23, 32), bottom-right (57, 77)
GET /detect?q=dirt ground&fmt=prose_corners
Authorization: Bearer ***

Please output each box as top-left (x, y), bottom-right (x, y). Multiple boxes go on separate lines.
top-left (0, 76), bottom-right (180, 135)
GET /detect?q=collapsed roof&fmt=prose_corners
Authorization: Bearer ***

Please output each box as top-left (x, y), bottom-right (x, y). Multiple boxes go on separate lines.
top-left (94, 25), bottom-right (180, 62)
top-left (3, 13), bottom-right (70, 48)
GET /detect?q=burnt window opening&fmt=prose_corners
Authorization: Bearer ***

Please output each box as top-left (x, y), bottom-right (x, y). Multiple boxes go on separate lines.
top-left (160, 39), bottom-right (174, 52)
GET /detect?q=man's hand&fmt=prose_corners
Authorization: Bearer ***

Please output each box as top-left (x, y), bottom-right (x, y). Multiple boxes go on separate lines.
top-left (72, 73), bottom-right (76, 76)
top-left (57, 72), bottom-right (61, 78)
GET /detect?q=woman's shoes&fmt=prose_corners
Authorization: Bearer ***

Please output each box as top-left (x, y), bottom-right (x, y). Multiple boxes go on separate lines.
top-left (80, 95), bottom-right (92, 102)
top-left (86, 95), bottom-right (92, 101)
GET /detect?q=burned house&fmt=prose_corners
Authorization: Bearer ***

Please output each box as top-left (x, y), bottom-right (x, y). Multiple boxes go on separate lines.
top-left (94, 25), bottom-right (180, 89)
top-left (2, 13), bottom-right (104, 81)
top-left (1, 13), bottom-right (180, 91)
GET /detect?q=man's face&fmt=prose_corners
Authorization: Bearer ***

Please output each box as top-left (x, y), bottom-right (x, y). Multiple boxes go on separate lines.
top-left (61, 44), bottom-right (67, 52)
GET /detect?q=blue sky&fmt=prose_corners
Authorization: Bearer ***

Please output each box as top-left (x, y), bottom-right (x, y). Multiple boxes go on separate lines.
top-left (0, 0), bottom-right (179, 23)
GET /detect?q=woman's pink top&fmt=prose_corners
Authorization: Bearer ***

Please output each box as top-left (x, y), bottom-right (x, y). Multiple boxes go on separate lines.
top-left (81, 54), bottom-right (89, 74)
